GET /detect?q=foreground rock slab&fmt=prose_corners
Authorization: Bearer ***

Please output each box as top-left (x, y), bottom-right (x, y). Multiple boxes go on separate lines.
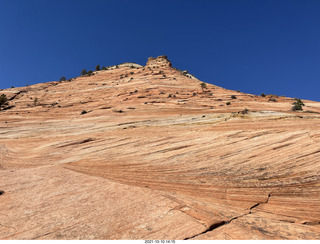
top-left (0, 56), bottom-right (320, 239)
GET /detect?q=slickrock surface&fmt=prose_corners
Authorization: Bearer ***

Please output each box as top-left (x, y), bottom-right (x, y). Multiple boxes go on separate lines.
top-left (1, 56), bottom-right (320, 240)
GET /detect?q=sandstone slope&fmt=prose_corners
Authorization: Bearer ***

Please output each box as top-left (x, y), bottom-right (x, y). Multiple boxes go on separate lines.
top-left (0, 56), bottom-right (320, 240)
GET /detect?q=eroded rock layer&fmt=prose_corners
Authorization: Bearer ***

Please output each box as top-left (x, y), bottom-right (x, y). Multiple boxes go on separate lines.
top-left (0, 56), bottom-right (320, 239)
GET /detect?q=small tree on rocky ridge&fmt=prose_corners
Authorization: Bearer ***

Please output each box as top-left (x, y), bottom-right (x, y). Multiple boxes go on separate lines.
top-left (33, 97), bottom-right (38, 107)
top-left (0, 94), bottom-right (8, 110)
top-left (200, 82), bottom-right (207, 92)
top-left (81, 69), bottom-right (88, 76)
top-left (292, 98), bottom-right (305, 111)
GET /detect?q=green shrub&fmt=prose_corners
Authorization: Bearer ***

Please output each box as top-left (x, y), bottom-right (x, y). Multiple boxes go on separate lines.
top-left (95, 65), bottom-right (100, 71)
top-left (34, 97), bottom-right (38, 106)
top-left (292, 98), bottom-right (305, 111)
top-left (261, 93), bottom-right (266, 97)
top-left (240, 108), bottom-right (250, 114)
top-left (226, 101), bottom-right (231, 105)
top-left (59, 76), bottom-right (66, 82)
top-left (292, 103), bottom-right (303, 111)
top-left (269, 98), bottom-right (277, 102)
top-left (0, 94), bottom-right (8, 109)
top-left (81, 69), bottom-right (88, 76)
top-left (231, 95), bottom-right (237, 99)
top-left (200, 82), bottom-right (207, 91)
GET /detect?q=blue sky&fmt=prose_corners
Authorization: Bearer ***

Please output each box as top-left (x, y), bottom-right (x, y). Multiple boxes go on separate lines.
top-left (0, 0), bottom-right (319, 101)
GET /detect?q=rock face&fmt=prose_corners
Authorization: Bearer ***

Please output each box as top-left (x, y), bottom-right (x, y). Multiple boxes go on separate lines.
top-left (0, 56), bottom-right (320, 240)
top-left (146, 55), bottom-right (172, 68)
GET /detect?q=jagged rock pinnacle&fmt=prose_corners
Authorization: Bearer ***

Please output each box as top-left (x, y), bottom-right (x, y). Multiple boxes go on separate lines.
top-left (146, 55), bottom-right (172, 68)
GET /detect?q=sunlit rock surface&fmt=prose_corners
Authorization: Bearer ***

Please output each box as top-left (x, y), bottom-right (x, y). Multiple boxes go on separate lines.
top-left (0, 56), bottom-right (320, 240)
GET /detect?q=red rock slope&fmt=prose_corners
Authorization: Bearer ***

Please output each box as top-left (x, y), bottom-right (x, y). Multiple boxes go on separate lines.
top-left (0, 56), bottom-right (320, 239)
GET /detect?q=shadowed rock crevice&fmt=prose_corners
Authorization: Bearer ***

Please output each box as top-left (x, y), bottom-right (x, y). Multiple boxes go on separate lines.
top-left (57, 138), bottom-right (95, 148)
top-left (302, 221), bottom-right (320, 226)
top-left (249, 194), bottom-right (271, 210)
top-left (8, 90), bottom-right (27, 101)
top-left (1, 105), bottom-right (15, 111)
top-left (184, 194), bottom-right (272, 240)
top-left (184, 221), bottom-right (227, 240)
top-left (184, 213), bottom-right (250, 240)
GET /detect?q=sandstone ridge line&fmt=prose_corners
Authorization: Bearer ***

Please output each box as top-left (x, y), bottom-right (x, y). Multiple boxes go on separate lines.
top-left (0, 56), bottom-right (320, 240)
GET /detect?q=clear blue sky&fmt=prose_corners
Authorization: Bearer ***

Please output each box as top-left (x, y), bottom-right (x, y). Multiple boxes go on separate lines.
top-left (1, 0), bottom-right (319, 101)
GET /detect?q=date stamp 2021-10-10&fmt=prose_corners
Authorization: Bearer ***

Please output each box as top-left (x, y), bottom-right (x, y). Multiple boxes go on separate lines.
top-left (145, 240), bottom-right (176, 244)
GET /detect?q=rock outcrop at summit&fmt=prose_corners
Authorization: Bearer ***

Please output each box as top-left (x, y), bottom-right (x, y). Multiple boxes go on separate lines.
top-left (146, 55), bottom-right (172, 68)
top-left (0, 56), bottom-right (320, 240)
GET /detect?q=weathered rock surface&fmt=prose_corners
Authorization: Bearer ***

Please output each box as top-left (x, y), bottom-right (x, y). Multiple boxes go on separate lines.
top-left (0, 56), bottom-right (320, 240)
top-left (146, 55), bottom-right (172, 68)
